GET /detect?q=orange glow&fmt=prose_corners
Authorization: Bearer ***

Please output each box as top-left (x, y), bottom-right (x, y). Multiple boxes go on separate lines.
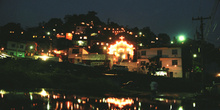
top-left (66, 33), bottom-right (73, 40)
top-left (106, 98), bottom-right (134, 108)
top-left (1, 47), bottom-right (4, 50)
top-left (216, 73), bottom-right (220, 77)
top-left (108, 36), bottom-right (134, 63)
top-left (66, 101), bottom-right (72, 109)
top-left (56, 34), bottom-right (65, 38)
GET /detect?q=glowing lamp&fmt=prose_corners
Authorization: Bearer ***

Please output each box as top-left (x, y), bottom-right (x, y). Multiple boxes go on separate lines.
top-left (193, 54), bottom-right (197, 58)
top-left (39, 88), bottom-right (49, 97)
top-left (178, 35), bottom-right (185, 42)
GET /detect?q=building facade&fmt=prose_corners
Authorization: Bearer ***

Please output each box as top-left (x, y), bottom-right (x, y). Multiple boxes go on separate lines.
top-left (68, 47), bottom-right (113, 67)
top-left (137, 47), bottom-right (183, 78)
top-left (6, 41), bottom-right (26, 58)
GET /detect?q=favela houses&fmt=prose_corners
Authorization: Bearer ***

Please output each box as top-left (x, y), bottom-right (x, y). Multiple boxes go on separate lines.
top-left (0, 4), bottom-right (220, 109)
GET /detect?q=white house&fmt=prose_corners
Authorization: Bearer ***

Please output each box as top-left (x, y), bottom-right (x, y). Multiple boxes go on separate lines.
top-left (6, 41), bottom-right (26, 58)
top-left (137, 47), bottom-right (183, 78)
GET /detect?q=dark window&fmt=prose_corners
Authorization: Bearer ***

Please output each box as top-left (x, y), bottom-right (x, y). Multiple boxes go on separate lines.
top-left (11, 44), bottom-right (15, 48)
top-left (10, 52), bottom-right (14, 55)
top-left (172, 60), bottom-right (178, 65)
top-left (72, 49), bottom-right (79, 54)
top-left (141, 51), bottom-right (146, 56)
top-left (140, 61), bottom-right (146, 65)
top-left (20, 45), bottom-right (24, 49)
top-left (157, 50), bottom-right (162, 56)
top-left (172, 49), bottom-right (177, 55)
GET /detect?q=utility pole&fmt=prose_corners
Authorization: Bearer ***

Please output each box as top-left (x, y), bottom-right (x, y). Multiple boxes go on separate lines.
top-left (192, 16), bottom-right (211, 92)
top-left (192, 16), bottom-right (211, 40)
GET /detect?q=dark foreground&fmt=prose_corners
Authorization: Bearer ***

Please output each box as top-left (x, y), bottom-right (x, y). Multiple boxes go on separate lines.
top-left (1, 59), bottom-right (220, 109)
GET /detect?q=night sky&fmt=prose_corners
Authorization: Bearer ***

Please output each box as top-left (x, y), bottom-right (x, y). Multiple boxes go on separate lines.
top-left (0, 0), bottom-right (219, 46)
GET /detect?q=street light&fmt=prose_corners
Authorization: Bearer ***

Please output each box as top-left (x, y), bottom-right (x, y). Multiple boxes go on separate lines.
top-left (30, 46), bottom-right (34, 49)
top-left (178, 35), bottom-right (185, 42)
top-left (139, 32), bottom-right (142, 36)
top-left (193, 54), bottom-right (197, 58)
top-left (47, 32), bottom-right (50, 35)
top-left (171, 41), bottom-right (174, 44)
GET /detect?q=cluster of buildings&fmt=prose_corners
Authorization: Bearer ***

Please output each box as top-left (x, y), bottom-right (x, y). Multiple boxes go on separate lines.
top-left (0, 38), bottom-right (184, 78)
top-left (0, 20), bottom-right (186, 78)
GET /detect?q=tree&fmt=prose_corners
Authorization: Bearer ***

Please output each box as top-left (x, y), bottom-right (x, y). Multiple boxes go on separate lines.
top-left (0, 22), bottom-right (24, 42)
top-left (157, 33), bottom-right (170, 46)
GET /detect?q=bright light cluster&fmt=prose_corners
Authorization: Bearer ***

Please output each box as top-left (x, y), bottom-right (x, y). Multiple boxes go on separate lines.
top-left (108, 38), bottom-right (134, 62)
top-left (106, 98), bottom-right (134, 108)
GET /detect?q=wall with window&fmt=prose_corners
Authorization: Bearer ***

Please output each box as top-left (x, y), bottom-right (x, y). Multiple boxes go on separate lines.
top-left (160, 58), bottom-right (182, 77)
top-left (137, 47), bottom-right (183, 78)
top-left (138, 47), bottom-right (181, 58)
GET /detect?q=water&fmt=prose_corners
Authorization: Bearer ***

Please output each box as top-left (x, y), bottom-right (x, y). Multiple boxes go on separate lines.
top-left (0, 89), bottom-right (220, 110)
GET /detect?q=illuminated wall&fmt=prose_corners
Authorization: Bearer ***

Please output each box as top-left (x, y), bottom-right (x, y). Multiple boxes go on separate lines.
top-left (108, 38), bottom-right (134, 63)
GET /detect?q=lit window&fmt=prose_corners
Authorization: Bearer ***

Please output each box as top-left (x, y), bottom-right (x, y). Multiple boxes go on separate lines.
top-left (139, 43), bottom-right (143, 46)
top-left (101, 42), bottom-right (104, 45)
top-left (151, 41), bottom-right (155, 43)
top-left (135, 35), bottom-right (138, 37)
top-left (156, 37), bottom-right (159, 40)
top-left (104, 27), bottom-right (106, 30)
top-left (90, 26), bottom-right (93, 29)
top-left (83, 36), bottom-right (87, 39)
top-left (21, 32), bottom-right (24, 34)
top-left (80, 36), bottom-right (82, 39)
top-left (33, 35), bottom-right (37, 38)
top-left (43, 36), bottom-right (45, 38)
top-left (97, 42), bottom-right (99, 45)
top-left (10, 31), bottom-right (14, 33)
top-left (53, 29), bottom-right (56, 31)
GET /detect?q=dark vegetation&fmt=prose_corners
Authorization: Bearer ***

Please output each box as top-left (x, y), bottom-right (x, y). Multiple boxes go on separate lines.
top-left (0, 59), bottom-right (202, 95)
top-left (0, 59), bottom-right (120, 94)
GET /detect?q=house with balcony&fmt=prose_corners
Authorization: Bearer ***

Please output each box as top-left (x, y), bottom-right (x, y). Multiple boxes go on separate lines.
top-left (137, 47), bottom-right (183, 78)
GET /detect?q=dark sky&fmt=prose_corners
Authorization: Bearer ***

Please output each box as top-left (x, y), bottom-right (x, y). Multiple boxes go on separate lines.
top-left (0, 0), bottom-right (219, 47)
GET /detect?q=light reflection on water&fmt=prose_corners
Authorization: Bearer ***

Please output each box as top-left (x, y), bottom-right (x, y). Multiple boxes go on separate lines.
top-left (0, 89), bottom-right (220, 110)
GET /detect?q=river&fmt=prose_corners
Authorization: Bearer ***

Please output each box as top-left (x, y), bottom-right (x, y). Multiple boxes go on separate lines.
top-left (0, 88), bottom-right (219, 110)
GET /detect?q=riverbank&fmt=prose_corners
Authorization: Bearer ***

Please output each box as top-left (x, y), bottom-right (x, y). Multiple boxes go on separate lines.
top-left (0, 59), bottom-right (202, 95)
